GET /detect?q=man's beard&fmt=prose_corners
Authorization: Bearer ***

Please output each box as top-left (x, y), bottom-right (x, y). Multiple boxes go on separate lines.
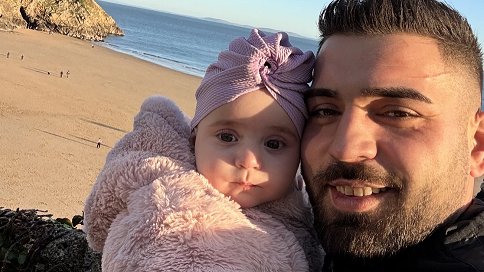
top-left (303, 160), bottom-right (443, 258)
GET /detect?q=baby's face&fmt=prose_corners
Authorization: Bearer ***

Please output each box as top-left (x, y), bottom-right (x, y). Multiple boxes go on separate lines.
top-left (194, 89), bottom-right (301, 208)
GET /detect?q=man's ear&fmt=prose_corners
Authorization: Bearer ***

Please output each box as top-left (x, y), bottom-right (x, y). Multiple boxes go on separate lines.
top-left (470, 111), bottom-right (484, 177)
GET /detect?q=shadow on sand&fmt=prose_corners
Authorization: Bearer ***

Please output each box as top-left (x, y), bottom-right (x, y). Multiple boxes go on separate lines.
top-left (80, 118), bottom-right (129, 133)
top-left (23, 66), bottom-right (53, 76)
top-left (36, 129), bottom-right (104, 149)
top-left (69, 134), bottom-right (112, 149)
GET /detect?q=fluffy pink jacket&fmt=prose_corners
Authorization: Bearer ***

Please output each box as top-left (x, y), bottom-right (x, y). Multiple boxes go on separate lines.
top-left (83, 95), bottom-right (323, 271)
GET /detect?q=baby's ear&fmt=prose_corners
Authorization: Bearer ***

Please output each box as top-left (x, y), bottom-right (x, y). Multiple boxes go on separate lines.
top-left (189, 127), bottom-right (197, 147)
top-left (470, 111), bottom-right (484, 178)
top-left (294, 173), bottom-right (304, 191)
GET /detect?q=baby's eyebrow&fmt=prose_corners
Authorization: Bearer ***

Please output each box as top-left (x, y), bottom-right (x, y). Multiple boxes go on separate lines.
top-left (207, 120), bottom-right (242, 128)
top-left (267, 125), bottom-right (299, 140)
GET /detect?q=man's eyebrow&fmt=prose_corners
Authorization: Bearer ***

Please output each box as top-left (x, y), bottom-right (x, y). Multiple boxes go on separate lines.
top-left (305, 88), bottom-right (339, 102)
top-left (361, 87), bottom-right (433, 104)
top-left (305, 87), bottom-right (433, 104)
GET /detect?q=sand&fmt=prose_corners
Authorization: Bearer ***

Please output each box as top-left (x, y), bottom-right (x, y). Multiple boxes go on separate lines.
top-left (2, 29), bottom-right (483, 221)
top-left (0, 29), bottom-right (201, 219)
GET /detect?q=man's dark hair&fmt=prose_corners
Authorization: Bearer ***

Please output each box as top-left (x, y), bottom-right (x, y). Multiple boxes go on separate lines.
top-left (318, 0), bottom-right (483, 95)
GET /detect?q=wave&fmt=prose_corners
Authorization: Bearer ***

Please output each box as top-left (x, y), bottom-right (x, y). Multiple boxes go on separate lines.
top-left (98, 41), bottom-right (205, 77)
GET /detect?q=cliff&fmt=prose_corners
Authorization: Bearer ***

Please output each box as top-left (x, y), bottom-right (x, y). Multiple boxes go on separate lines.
top-left (0, 0), bottom-right (123, 41)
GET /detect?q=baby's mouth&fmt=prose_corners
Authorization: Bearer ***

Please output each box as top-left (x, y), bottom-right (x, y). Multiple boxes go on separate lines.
top-left (236, 181), bottom-right (257, 190)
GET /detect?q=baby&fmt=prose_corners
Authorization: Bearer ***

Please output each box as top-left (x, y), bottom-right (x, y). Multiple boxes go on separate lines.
top-left (83, 29), bottom-right (323, 271)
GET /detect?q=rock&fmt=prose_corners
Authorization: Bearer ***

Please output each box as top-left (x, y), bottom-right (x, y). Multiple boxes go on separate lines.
top-left (0, 0), bottom-right (123, 41)
top-left (39, 228), bottom-right (102, 272)
top-left (0, 208), bottom-right (102, 271)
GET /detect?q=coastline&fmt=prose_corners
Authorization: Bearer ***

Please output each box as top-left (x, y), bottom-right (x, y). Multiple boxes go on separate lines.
top-left (0, 29), bottom-right (201, 218)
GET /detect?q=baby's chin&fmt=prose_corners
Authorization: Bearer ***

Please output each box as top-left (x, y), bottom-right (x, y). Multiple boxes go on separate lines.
top-left (231, 193), bottom-right (275, 209)
top-left (230, 194), bottom-right (261, 209)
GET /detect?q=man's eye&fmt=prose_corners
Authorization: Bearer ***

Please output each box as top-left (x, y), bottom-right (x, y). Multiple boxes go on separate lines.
top-left (310, 108), bottom-right (341, 117)
top-left (384, 111), bottom-right (418, 118)
top-left (219, 133), bottom-right (237, 142)
top-left (265, 140), bottom-right (284, 150)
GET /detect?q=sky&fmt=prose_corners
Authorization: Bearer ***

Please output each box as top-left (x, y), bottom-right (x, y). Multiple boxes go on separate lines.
top-left (102, 0), bottom-right (484, 45)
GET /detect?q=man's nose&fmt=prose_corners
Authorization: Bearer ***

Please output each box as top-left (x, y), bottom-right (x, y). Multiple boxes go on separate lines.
top-left (328, 108), bottom-right (377, 163)
top-left (235, 146), bottom-right (261, 170)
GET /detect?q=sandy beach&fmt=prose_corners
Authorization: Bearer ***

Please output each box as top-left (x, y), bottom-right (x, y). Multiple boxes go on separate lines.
top-left (0, 29), bottom-right (201, 219)
top-left (2, 28), bottom-right (483, 221)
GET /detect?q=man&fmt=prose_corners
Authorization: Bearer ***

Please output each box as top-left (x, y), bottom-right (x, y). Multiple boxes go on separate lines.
top-left (301, 0), bottom-right (484, 271)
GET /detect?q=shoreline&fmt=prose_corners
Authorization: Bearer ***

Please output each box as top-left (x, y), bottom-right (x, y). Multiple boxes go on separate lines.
top-left (96, 38), bottom-right (207, 78)
top-left (0, 28), bottom-right (202, 218)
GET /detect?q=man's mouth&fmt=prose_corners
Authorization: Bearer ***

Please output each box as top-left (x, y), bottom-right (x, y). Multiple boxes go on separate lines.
top-left (329, 184), bottom-right (391, 212)
top-left (335, 185), bottom-right (388, 196)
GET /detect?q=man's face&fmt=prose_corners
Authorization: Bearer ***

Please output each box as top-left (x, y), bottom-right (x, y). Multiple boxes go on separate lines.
top-left (301, 34), bottom-right (478, 258)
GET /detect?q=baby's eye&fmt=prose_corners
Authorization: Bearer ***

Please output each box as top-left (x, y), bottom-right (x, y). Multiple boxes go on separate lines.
top-left (265, 140), bottom-right (285, 150)
top-left (219, 133), bottom-right (237, 142)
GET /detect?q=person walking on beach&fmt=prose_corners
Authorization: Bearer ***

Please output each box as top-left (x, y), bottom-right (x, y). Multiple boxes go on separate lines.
top-left (60, 71), bottom-right (63, 78)
top-left (6, 52), bottom-right (9, 58)
top-left (21, 55), bottom-right (23, 60)
top-left (66, 70), bottom-right (70, 78)
top-left (96, 138), bottom-right (102, 148)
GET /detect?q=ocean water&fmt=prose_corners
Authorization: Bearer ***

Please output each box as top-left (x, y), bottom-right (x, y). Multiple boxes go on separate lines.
top-left (96, 1), bottom-right (319, 77)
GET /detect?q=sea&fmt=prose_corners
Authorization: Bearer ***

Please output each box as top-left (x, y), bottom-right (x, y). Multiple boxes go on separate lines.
top-left (96, 1), bottom-right (319, 78)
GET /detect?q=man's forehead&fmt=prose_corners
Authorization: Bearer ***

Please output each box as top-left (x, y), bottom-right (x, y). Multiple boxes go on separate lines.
top-left (318, 34), bottom-right (440, 52)
top-left (308, 34), bottom-right (474, 110)
top-left (316, 34), bottom-right (447, 72)
top-left (313, 35), bottom-right (459, 93)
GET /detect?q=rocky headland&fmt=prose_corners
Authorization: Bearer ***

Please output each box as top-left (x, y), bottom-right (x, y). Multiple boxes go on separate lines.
top-left (0, 0), bottom-right (123, 41)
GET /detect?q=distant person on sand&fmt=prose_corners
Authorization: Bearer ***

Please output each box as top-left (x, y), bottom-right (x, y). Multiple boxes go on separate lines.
top-left (6, 52), bottom-right (9, 58)
top-left (66, 70), bottom-right (70, 78)
top-left (96, 138), bottom-right (102, 148)
top-left (83, 29), bottom-right (323, 271)
top-left (21, 55), bottom-right (23, 60)
top-left (60, 71), bottom-right (63, 78)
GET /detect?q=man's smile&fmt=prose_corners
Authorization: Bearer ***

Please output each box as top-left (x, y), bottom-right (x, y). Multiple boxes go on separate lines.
top-left (329, 185), bottom-right (391, 212)
top-left (335, 185), bottom-right (388, 196)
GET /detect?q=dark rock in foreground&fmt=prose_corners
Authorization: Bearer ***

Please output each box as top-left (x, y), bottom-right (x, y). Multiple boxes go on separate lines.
top-left (0, 0), bottom-right (123, 41)
top-left (0, 208), bottom-right (101, 271)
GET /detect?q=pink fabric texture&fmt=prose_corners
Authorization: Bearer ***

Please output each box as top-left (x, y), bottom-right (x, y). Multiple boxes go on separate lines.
top-left (190, 29), bottom-right (315, 137)
top-left (83, 95), bottom-right (324, 271)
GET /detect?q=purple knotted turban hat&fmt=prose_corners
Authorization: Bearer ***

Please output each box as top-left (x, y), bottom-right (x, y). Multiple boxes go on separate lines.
top-left (190, 28), bottom-right (315, 137)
